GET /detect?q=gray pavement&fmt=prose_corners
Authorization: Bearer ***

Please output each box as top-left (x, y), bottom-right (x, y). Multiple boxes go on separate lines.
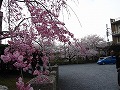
top-left (59, 63), bottom-right (119, 90)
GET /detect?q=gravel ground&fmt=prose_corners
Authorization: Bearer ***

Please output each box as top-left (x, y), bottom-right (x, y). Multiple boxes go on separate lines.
top-left (59, 63), bottom-right (119, 90)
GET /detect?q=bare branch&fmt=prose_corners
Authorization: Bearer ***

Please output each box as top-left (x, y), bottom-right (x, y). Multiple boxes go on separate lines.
top-left (0, 0), bottom-right (3, 9)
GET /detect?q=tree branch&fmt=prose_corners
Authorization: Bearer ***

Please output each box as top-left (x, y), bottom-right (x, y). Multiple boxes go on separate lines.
top-left (0, 0), bottom-right (3, 9)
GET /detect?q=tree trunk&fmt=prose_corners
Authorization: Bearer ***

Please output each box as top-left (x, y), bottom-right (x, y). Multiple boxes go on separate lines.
top-left (0, 0), bottom-right (3, 9)
top-left (69, 59), bottom-right (72, 64)
top-left (85, 56), bottom-right (89, 63)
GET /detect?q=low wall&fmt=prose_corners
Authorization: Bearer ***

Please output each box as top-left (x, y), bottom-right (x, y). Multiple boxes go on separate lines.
top-left (50, 65), bottom-right (59, 90)
top-left (0, 85), bottom-right (8, 90)
top-left (28, 75), bottom-right (56, 90)
top-left (28, 65), bottom-right (59, 90)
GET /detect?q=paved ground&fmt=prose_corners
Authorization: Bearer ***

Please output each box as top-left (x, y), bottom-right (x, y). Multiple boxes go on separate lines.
top-left (59, 63), bottom-right (119, 90)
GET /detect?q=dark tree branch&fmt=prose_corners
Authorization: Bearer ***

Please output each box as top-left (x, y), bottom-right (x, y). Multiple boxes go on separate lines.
top-left (0, 0), bottom-right (3, 9)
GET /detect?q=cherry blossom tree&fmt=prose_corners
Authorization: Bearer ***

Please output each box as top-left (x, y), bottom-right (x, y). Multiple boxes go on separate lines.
top-left (82, 35), bottom-right (107, 49)
top-left (0, 0), bottom-right (74, 66)
top-left (80, 34), bottom-right (107, 61)
top-left (54, 35), bottom-right (107, 64)
top-left (0, 0), bottom-right (78, 89)
top-left (52, 39), bottom-right (87, 64)
top-left (60, 42), bottom-right (85, 63)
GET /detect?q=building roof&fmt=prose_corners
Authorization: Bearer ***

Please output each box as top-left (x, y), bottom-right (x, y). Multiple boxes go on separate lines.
top-left (111, 18), bottom-right (120, 24)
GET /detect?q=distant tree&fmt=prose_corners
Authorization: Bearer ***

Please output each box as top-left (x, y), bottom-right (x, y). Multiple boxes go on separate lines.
top-left (48, 35), bottom-right (107, 64)
top-left (59, 43), bottom-right (79, 63)
top-left (53, 39), bottom-right (87, 64)
top-left (80, 34), bottom-right (107, 58)
top-left (81, 35), bottom-right (106, 49)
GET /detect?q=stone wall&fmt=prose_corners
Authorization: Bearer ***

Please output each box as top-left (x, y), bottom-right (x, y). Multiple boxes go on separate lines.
top-left (28, 65), bottom-right (59, 90)
top-left (50, 65), bottom-right (59, 89)
top-left (0, 85), bottom-right (8, 90)
top-left (28, 75), bottom-right (56, 90)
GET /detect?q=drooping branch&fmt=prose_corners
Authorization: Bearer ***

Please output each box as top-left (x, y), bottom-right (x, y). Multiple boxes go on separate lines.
top-left (0, 17), bottom-right (32, 40)
top-left (0, 31), bottom-right (10, 40)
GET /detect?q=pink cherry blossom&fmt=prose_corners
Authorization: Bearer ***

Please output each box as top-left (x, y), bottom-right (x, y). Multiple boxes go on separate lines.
top-left (17, 55), bottom-right (24, 62)
top-left (13, 62), bottom-right (27, 68)
top-left (43, 70), bottom-right (50, 75)
top-left (4, 47), bottom-right (10, 55)
top-left (23, 67), bottom-right (28, 72)
top-left (33, 70), bottom-right (42, 76)
top-left (16, 77), bottom-right (33, 90)
top-left (1, 54), bottom-right (11, 63)
top-left (13, 51), bottom-right (20, 58)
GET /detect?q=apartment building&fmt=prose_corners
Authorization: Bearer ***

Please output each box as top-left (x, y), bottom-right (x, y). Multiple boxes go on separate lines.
top-left (110, 18), bottom-right (120, 44)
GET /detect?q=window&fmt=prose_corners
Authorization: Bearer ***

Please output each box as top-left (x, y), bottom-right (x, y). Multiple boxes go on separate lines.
top-left (118, 25), bottom-right (120, 33)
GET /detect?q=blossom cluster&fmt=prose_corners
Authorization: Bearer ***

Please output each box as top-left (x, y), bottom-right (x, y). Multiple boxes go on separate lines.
top-left (16, 77), bottom-right (33, 90)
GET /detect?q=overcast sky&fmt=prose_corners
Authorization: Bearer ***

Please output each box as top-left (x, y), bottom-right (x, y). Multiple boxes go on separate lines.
top-left (2, 0), bottom-right (120, 44)
top-left (59, 0), bottom-right (120, 41)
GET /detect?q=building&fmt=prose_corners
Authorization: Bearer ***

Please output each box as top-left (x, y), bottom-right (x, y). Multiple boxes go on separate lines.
top-left (109, 18), bottom-right (120, 52)
top-left (110, 18), bottom-right (120, 45)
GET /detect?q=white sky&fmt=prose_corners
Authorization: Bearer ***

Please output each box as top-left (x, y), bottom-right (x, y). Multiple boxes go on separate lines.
top-left (2, 0), bottom-right (120, 44)
top-left (59, 0), bottom-right (120, 41)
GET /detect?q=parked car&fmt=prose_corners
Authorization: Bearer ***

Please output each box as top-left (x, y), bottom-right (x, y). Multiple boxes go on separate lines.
top-left (97, 56), bottom-right (116, 65)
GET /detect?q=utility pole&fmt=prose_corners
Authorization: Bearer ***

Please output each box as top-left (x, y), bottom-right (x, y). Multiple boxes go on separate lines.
top-left (106, 24), bottom-right (111, 56)
top-left (106, 24), bottom-right (110, 43)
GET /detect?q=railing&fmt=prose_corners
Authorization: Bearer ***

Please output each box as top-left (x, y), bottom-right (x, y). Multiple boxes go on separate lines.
top-left (112, 30), bottom-right (120, 35)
